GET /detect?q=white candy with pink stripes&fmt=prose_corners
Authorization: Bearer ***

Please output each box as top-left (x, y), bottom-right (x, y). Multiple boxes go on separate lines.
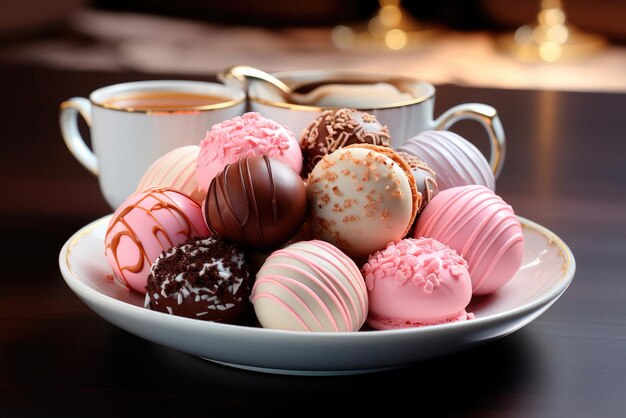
top-left (251, 240), bottom-right (368, 332)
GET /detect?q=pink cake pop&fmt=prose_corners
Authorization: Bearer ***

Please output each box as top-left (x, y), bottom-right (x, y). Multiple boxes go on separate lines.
top-left (136, 145), bottom-right (204, 204)
top-left (104, 187), bottom-right (210, 294)
top-left (363, 237), bottom-right (474, 330)
top-left (196, 112), bottom-right (303, 192)
top-left (414, 185), bottom-right (524, 295)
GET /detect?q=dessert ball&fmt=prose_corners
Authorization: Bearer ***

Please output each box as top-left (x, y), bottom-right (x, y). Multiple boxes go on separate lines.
top-left (145, 237), bottom-right (251, 323)
top-left (136, 145), bottom-right (204, 204)
top-left (251, 240), bottom-right (368, 332)
top-left (300, 108), bottom-right (391, 176)
top-left (398, 130), bottom-right (495, 191)
top-left (414, 185), bottom-right (524, 295)
top-left (204, 155), bottom-right (307, 251)
top-left (306, 144), bottom-right (419, 260)
top-left (397, 150), bottom-right (438, 212)
top-left (104, 187), bottom-right (209, 294)
top-left (196, 112), bottom-right (302, 192)
top-left (363, 238), bottom-right (474, 330)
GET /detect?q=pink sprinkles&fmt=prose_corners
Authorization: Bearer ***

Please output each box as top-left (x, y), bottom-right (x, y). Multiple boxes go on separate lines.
top-left (362, 237), bottom-right (468, 293)
top-left (200, 112), bottom-right (295, 162)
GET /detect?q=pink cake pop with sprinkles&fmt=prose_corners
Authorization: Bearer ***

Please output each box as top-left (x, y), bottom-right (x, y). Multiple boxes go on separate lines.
top-left (363, 237), bottom-right (474, 330)
top-left (196, 112), bottom-right (303, 192)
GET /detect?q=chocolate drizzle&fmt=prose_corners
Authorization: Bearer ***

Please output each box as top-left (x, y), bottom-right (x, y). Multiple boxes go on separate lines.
top-left (264, 155), bottom-right (279, 223)
top-left (204, 155), bottom-right (307, 251)
top-left (243, 155), bottom-right (264, 244)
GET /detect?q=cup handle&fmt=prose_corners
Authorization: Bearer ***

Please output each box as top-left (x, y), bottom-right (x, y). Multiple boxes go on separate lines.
top-left (60, 97), bottom-right (98, 176)
top-left (433, 103), bottom-right (506, 179)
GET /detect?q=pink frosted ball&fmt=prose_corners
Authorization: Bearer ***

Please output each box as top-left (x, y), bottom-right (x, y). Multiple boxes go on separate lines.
top-left (136, 145), bottom-right (204, 204)
top-left (363, 237), bottom-right (473, 330)
top-left (414, 185), bottom-right (524, 295)
top-left (196, 112), bottom-right (303, 192)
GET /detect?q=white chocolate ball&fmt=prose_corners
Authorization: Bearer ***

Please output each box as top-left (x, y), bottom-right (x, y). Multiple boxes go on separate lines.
top-left (251, 240), bottom-right (368, 332)
top-left (306, 146), bottom-right (416, 260)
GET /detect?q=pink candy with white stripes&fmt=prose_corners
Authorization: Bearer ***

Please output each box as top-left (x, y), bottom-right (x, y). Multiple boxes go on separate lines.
top-left (414, 185), bottom-right (524, 295)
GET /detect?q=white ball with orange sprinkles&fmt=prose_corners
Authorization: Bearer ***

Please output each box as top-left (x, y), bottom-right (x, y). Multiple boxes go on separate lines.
top-left (305, 144), bottom-right (420, 261)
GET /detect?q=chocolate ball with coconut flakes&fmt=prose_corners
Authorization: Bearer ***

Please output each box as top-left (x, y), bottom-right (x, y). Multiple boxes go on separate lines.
top-left (145, 236), bottom-right (251, 323)
top-left (300, 108), bottom-right (391, 176)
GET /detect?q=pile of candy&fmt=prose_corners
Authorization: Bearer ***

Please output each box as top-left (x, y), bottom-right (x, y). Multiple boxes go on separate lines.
top-left (104, 109), bottom-right (523, 332)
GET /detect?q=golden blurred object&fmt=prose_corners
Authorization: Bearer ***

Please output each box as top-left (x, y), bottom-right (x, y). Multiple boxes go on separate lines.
top-left (497, 0), bottom-right (606, 62)
top-left (332, 0), bottom-right (441, 51)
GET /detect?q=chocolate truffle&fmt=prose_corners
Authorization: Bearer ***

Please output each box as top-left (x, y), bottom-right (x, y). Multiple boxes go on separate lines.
top-left (145, 236), bottom-right (251, 323)
top-left (306, 144), bottom-right (419, 261)
top-left (204, 155), bottom-right (307, 251)
top-left (300, 108), bottom-right (391, 176)
top-left (397, 150), bottom-right (439, 212)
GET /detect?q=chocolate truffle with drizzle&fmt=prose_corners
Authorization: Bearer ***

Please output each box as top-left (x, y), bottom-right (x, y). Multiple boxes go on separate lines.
top-left (300, 108), bottom-right (391, 176)
top-left (204, 155), bottom-right (307, 251)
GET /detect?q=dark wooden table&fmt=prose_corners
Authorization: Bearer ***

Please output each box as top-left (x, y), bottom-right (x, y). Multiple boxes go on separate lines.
top-left (1, 62), bottom-right (625, 418)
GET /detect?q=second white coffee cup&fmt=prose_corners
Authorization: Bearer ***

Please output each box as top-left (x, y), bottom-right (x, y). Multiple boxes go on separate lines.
top-left (220, 67), bottom-right (505, 179)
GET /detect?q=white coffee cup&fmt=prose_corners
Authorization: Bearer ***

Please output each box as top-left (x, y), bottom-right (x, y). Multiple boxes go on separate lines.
top-left (220, 67), bottom-right (505, 178)
top-left (60, 80), bottom-right (246, 209)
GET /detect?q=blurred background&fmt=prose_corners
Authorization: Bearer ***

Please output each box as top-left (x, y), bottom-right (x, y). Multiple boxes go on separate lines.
top-left (0, 0), bottom-right (625, 91)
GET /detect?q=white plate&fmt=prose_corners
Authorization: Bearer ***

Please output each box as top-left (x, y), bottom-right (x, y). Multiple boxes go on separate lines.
top-left (59, 214), bottom-right (575, 376)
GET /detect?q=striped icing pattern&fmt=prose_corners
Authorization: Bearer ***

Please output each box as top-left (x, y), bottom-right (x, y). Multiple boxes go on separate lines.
top-left (414, 185), bottom-right (524, 295)
top-left (399, 130), bottom-right (495, 191)
top-left (136, 145), bottom-right (204, 204)
top-left (251, 240), bottom-right (368, 332)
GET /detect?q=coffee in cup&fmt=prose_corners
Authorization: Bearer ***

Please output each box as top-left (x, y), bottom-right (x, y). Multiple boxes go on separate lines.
top-left (100, 91), bottom-right (232, 110)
